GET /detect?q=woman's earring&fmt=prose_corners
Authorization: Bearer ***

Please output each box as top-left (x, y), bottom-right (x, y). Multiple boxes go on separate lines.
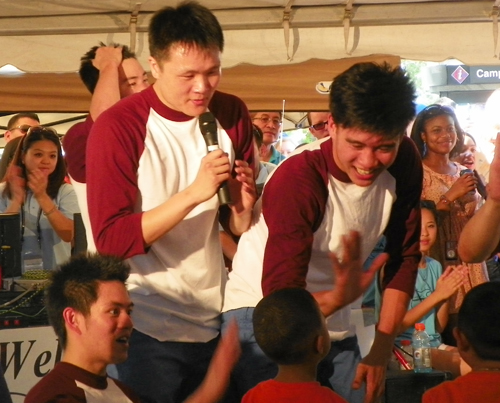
top-left (423, 141), bottom-right (427, 157)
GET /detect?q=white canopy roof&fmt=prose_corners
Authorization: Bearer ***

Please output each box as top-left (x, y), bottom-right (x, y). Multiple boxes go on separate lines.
top-left (1, 0), bottom-right (499, 73)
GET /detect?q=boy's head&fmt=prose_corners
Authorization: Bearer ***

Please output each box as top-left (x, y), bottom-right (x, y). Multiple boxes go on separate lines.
top-left (253, 288), bottom-right (330, 366)
top-left (455, 282), bottom-right (500, 363)
top-left (79, 42), bottom-right (147, 97)
top-left (45, 254), bottom-right (131, 350)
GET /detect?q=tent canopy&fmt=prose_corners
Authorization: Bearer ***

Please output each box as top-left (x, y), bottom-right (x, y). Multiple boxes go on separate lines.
top-left (0, 0), bottom-right (498, 73)
top-left (0, 1), bottom-right (498, 113)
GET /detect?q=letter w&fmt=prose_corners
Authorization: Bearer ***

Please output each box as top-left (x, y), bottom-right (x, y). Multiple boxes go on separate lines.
top-left (0, 340), bottom-right (36, 379)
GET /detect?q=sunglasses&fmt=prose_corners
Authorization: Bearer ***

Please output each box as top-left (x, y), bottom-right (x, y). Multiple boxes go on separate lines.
top-left (8, 124), bottom-right (32, 134)
top-left (26, 126), bottom-right (58, 136)
top-left (420, 104), bottom-right (455, 118)
top-left (309, 121), bottom-right (328, 131)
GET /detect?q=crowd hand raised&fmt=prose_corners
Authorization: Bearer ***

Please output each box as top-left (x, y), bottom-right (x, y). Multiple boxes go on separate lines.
top-left (6, 165), bottom-right (26, 205)
top-left (326, 231), bottom-right (389, 314)
top-left (92, 45), bottom-right (123, 70)
top-left (449, 172), bottom-right (477, 200)
top-left (27, 169), bottom-right (49, 199)
top-left (189, 149), bottom-right (230, 205)
top-left (228, 160), bottom-right (256, 214)
top-left (434, 265), bottom-right (467, 300)
top-left (486, 133), bottom-right (500, 202)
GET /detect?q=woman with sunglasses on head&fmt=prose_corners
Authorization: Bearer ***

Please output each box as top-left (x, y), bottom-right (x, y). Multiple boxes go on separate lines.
top-left (410, 104), bottom-right (488, 346)
top-left (0, 126), bottom-right (79, 272)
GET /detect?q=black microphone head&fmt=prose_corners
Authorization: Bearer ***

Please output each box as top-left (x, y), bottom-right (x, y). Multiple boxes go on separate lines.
top-left (199, 111), bottom-right (218, 147)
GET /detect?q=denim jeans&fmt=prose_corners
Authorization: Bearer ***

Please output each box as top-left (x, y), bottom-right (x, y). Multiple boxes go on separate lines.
top-left (116, 328), bottom-right (218, 403)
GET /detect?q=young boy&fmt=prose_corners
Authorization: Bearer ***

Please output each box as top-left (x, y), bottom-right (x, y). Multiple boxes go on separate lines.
top-left (423, 282), bottom-right (500, 402)
top-left (242, 288), bottom-right (347, 403)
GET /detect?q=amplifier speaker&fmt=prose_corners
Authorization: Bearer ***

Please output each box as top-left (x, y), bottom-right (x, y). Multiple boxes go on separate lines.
top-left (382, 370), bottom-right (452, 403)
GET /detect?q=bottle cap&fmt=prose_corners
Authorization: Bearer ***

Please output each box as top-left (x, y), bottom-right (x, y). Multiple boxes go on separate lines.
top-left (401, 339), bottom-right (411, 346)
top-left (415, 323), bottom-right (425, 331)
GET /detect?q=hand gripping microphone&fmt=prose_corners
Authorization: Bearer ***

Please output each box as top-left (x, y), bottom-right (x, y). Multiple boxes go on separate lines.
top-left (199, 112), bottom-right (232, 205)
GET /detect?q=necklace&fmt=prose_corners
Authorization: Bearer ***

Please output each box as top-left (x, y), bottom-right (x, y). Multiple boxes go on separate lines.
top-left (474, 367), bottom-right (500, 372)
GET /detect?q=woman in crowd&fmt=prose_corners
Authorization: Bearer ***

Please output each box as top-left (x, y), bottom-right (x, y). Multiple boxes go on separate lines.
top-left (410, 104), bottom-right (488, 345)
top-left (452, 132), bottom-right (488, 199)
top-left (0, 126), bottom-right (79, 272)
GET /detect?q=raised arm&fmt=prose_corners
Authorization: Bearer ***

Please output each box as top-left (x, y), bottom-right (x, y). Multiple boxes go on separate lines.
top-left (399, 265), bottom-right (465, 333)
top-left (459, 133), bottom-right (500, 262)
top-left (88, 46), bottom-right (123, 120)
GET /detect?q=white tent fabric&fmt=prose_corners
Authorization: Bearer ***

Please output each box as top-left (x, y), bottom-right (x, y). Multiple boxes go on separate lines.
top-left (0, 0), bottom-right (499, 73)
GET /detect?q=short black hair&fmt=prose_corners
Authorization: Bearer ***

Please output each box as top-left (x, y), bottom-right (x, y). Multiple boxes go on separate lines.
top-left (149, 1), bottom-right (224, 62)
top-left (458, 282), bottom-right (500, 362)
top-left (45, 254), bottom-right (130, 348)
top-left (252, 124), bottom-right (264, 148)
top-left (410, 104), bottom-right (465, 159)
top-left (420, 199), bottom-right (439, 224)
top-left (7, 113), bottom-right (39, 130)
top-left (329, 62), bottom-right (415, 139)
top-left (253, 288), bottom-right (324, 365)
top-left (79, 42), bottom-right (136, 94)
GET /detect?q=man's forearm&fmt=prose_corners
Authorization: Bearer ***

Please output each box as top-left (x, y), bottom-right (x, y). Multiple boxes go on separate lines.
top-left (370, 289), bottom-right (410, 360)
top-left (458, 199), bottom-right (500, 262)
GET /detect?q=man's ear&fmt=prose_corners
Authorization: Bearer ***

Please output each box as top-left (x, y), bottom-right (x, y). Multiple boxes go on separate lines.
top-left (454, 327), bottom-right (470, 353)
top-left (315, 334), bottom-right (327, 355)
top-left (62, 307), bottom-right (83, 336)
top-left (4, 130), bottom-right (11, 142)
top-left (148, 57), bottom-right (161, 80)
top-left (327, 115), bottom-right (336, 139)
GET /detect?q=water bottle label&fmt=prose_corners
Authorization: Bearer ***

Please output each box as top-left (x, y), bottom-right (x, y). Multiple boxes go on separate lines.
top-left (414, 348), bottom-right (422, 361)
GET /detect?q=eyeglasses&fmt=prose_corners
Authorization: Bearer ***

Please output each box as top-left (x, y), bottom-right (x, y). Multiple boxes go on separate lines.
top-left (309, 121), bottom-right (328, 131)
top-left (253, 116), bottom-right (282, 126)
top-left (8, 124), bottom-right (32, 134)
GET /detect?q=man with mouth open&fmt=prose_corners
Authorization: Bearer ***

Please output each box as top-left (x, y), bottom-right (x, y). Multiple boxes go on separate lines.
top-left (222, 62), bottom-right (423, 403)
top-left (25, 254), bottom-right (241, 403)
top-left (85, 2), bottom-right (254, 402)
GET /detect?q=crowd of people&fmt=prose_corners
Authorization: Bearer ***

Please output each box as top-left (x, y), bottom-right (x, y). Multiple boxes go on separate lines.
top-left (1, 1), bottom-right (500, 403)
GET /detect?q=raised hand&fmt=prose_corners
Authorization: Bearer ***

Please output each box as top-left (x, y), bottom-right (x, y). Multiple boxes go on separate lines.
top-left (6, 164), bottom-right (26, 207)
top-left (92, 45), bottom-right (123, 71)
top-left (228, 160), bottom-right (256, 214)
top-left (487, 132), bottom-right (500, 202)
top-left (27, 168), bottom-right (49, 199)
top-left (448, 171), bottom-right (477, 200)
top-left (434, 265), bottom-right (467, 300)
top-left (316, 231), bottom-right (388, 317)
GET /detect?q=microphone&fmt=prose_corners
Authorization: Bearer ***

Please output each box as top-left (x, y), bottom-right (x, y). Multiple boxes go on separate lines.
top-left (199, 112), bottom-right (232, 205)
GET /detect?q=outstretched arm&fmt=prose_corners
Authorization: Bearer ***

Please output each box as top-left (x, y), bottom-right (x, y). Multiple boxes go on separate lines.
top-left (184, 320), bottom-right (241, 403)
top-left (459, 133), bottom-right (500, 262)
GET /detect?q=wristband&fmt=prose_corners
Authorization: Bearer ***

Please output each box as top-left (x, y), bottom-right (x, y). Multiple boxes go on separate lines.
top-left (43, 206), bottom-right (57, 216)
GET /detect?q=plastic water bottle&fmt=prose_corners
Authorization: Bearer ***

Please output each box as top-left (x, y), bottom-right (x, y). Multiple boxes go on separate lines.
top-left (412, 323), bottom-right (432, 373)
top-left (400, 339), bottom-right (414, 370)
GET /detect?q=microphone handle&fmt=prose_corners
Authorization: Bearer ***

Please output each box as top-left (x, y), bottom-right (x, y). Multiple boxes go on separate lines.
top-left (218, 182), bottom-right (232, 206)
top-left (205, 143), bottom-right (232, 206)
